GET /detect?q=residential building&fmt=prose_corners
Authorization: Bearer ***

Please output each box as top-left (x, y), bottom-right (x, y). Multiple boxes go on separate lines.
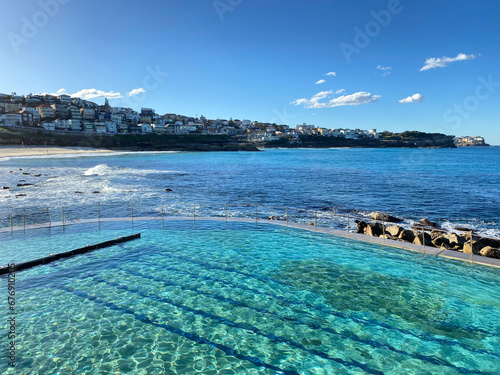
top-left (58, 94), bottom-right (72, 105)
top-left (40, 122), bottom-right (56, 131)
top-left (54, 119), bottom-right (70, 131)
top-left (38, 104), bottom-right (55, 120)
top-left (51, 104), bottom-right (69, 119)
top-left (94, 122), bottom-right (107, 134)
top-left (139, 123), bottom-right (153, 133)
top-left (0, 101), bottom-right (22, 112)
top-left (68, 119), bottom-right (82, 131)
top-left (105, 121), bottom-right (117, 133)
top-left (80, 107), bottom-right (96, 121)
top-left (82, 121), bottom-right (95, 133)
top-left (3, 113), bottom-right (22, 127)
top-left (21, 110), bottom-right (34, 125)
top-left (68, 106), bottom-right (82, 120)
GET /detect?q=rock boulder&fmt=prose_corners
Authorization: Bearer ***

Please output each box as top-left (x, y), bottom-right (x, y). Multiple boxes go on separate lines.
top-left (479, 247), bottom-right (500, 259)
top-left (370, 212), bottom-right (402, 223)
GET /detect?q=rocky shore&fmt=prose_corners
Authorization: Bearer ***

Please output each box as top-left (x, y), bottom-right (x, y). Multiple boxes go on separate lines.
top-left (355, 212), bottom-right (500, 260)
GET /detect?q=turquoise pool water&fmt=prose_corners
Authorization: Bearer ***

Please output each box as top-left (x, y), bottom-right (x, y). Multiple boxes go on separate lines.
top-left (2, 220), bottom-right (500, 374)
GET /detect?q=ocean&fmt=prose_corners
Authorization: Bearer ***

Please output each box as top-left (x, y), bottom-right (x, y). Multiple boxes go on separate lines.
top-left (1, 147), bottom-right (499, 238)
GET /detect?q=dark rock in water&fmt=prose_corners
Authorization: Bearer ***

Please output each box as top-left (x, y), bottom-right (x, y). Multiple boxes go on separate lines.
top-left (418, 218), bottom-right (437, 228)
top-left (74, 191), bottom-right (84, 194)
top-left (355, 220), bottom-right (368, 234)
top-left (2, 186), bottom-right (9, 190)
top-left (165, 188), bottom-right (173, 192)
top-left (370, 212), bottom-right (402, 223)
top-left (17, 183), bottom-right (34, 187)
top-left (34, 174), bottom-right (41, 177)
top-left (22, 172), bottom-right (30, 175)
top-left (399, 229), bottom-right (415, 243)
top-left (92, 191), bottom-right (101, 194)
top-left (15, 194), bottom-right (26, 197)
top-left (267, 215), bottom-right (283, 221)
top-left (479, 246), bottom-right (500, 259)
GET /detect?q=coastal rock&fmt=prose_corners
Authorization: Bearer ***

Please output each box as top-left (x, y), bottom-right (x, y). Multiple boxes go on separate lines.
top-left (413, 232), bottom-right (433, 247)
top-left (2, 186), bottom-right (9, 190)
top-left (267, 215), bottom-right (284, 221)
top-left (364, 223), bottom-right (384, 237)
top-left (479, 246), bottom-right (500, 259)
top-left (92, 191), bottom-right (101, 194)
top-left (418, 218), bottom-right (437, 228)
top-left (398, 229), bottom-right (415, 243)
top-left (380, 234), bottom-right (397, 240)
top-left (462, 241), bottom-right (485, 255)
top-left (15, 194), bottom-right (26, 197)
top-left (165, 188), bottom-right (173, 192)
top-left (443, 233), bottom-right (466, 248)
top-left (478, 237), bottom-right (500, 249)
top-left (17, 183), bottom-right (34, 187)
top-left (370, 212), bottom-right (402, 223)
top-left (74, 191), bottom-right (84, 194)
top-left (355, 220), bottom-right (368, 234)
top-left (385, 225), bottom-right (403, 238)
top-left (432, 236), bottom-right (450, 248)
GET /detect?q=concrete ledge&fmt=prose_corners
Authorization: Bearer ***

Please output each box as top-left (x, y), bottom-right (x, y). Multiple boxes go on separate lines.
top-left (2, 216), bottom-right (499, 269)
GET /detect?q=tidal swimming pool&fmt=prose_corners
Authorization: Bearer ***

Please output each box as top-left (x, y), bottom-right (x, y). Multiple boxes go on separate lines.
top-left (2, 220), bottom-right (499, 374)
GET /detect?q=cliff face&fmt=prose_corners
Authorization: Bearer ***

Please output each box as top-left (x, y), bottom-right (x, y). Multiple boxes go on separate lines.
top-left (0, 127), bottom-right (260, 151)
top-left (266, 132), bottom-right (457, 149)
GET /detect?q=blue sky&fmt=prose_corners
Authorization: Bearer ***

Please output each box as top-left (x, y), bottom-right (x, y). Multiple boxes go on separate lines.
top-left (1, 0), bottom-right (499, 144)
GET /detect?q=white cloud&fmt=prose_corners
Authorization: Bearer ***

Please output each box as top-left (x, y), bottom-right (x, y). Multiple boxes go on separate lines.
top-left (376, 65), bottom-right (392, 76)
top-left (40, 88), bottom-right (123, 100)
top-left (398, 93), bottom-right (425, 103)
top-left (127, 88), bottom-right (146, 97)
top-left (292, 90), bottom-right (381, 109)
top-left (420, 53), bottom-right (476, 71)
top-left (315, 79), bottom-right (326, 85)
top-left (71, 88), bottom-right (122, 100)
top-left (335, 89), bottom-right (346, 94)
top-left (325, 72), bottom-right (336, 76)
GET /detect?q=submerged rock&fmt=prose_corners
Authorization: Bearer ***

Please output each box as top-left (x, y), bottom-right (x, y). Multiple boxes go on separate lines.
top-left (2, 186), bottom-right (9, 190)
top-left (417, 218), bottom-right (438, 228)
top-left (17, 183), bottom-right (34, 187)
top-left (370, 212), bottom-right (402, 223)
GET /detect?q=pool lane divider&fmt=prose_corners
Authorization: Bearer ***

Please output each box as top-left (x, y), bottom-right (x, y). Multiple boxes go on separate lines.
top-left (0, 233), bottom-right (141, 275)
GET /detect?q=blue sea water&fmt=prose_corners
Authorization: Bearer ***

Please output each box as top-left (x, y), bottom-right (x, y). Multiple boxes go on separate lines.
top-left (1, 147), bottom-right (499, 236)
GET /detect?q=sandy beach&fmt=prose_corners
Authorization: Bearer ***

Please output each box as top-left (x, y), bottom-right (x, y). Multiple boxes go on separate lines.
top-left (0, 145), bottom-right (117, 158)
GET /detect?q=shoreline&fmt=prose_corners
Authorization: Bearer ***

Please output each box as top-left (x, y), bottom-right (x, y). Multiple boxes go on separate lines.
top-left (0, 145), bottom-right (117, 158)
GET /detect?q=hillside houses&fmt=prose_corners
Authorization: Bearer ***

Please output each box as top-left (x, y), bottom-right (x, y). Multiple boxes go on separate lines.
top-left (0, 91), bottom-right (380, 141)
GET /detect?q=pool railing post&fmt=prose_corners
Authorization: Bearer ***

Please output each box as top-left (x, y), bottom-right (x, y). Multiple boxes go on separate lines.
top-left (97, 203), bottom-right (101, 229)
top-left (47, 207), bottom-right (51, 228)
top-left (161, 202), bottom-right (164, 228)
top-left (286, 207), bottom-right (289, 227)
top-left (10, 212), bottom-right (13, 232)
top-left (62, 206), bottom-right (65, 227)
top-left (225, 203), bottom-right (227, 223)
top-left (193, 203), bottom-right (196, 222)
top-left (23, 213), bottom-right (25, 231)
top-left (382, 220), bottom-right (386, 243)
top-left (347, 214), bottom-right (350, 237)
top-left (421, 227), bottom-right (425, 253)
top-left (314, 211), bottom-right (317, 231)
top-left (131, 203), bottom-right (134, 227)
top-left (255, 205), bottom-right (257, 225)
top-left (469, 231), bottom-right (473, 263)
